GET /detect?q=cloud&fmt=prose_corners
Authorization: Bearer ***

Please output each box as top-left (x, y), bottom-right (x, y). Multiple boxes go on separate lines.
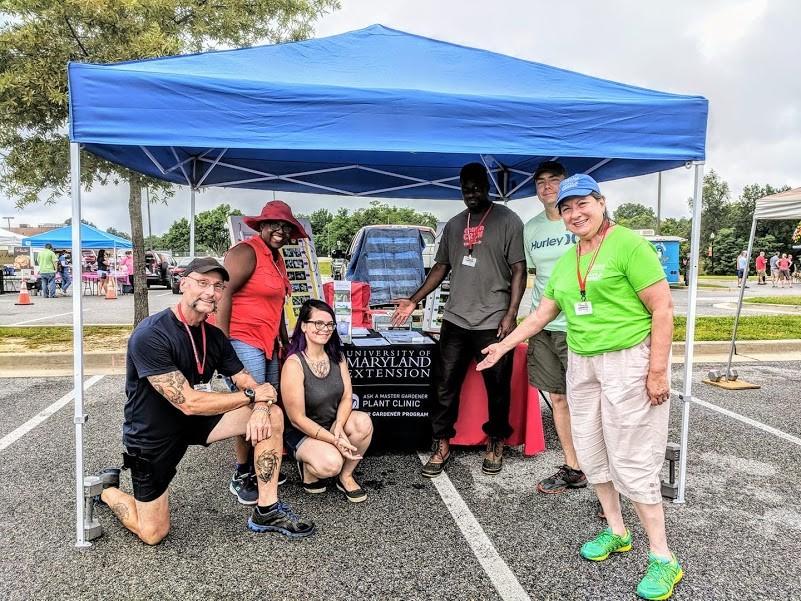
top-left (2, 0), bottom-right (798, 234)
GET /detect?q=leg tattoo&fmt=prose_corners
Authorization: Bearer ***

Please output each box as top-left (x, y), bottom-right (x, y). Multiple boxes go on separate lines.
top-left (255, 449), bottom-right (280, 483)
top-left (111, 503), bottom-right (130, 522)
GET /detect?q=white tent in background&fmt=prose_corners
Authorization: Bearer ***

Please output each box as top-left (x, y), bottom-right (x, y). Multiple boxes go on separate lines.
top-left (0, 227), bottom-right (23, 251)
top-left (724, 187), bottom-right (801, 376)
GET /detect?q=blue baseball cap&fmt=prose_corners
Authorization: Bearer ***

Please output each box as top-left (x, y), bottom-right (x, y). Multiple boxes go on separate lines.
top-left (556, 174), bottom-right (601, 206)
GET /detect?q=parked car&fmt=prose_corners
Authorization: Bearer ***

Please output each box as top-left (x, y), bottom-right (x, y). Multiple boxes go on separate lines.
top-left (170, 256), bottom-right (193, 294)
top-left (145, 250), bottom-right (175, 288)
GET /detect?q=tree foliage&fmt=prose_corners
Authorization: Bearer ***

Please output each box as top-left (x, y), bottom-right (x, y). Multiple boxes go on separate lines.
top-left (299, 202), bottom-right (438, 256)
top-left (106, 226), bottom-right (131, 240)
top-left (161, 203), bottom-right (242, 256)
top-left (613, 202), bottom-right (657, 230)
top-left (1, 0), bottom-right (339, 324)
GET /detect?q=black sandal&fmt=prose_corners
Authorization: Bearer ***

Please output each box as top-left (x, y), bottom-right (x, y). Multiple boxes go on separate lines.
top-left (336, 477), bottom-right (367, 503)
top-left (296, 459), bottom-right (326, 494)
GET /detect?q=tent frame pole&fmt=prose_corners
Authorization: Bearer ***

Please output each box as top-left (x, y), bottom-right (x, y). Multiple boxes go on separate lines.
top-left (725, 217), bottom-right (758, 378)
top-left (676, 161), bottom-right (704, 504)
top-left (70, 142), bottom-right (89, 547)
top-left (189, 187), bottom-right (196, 258)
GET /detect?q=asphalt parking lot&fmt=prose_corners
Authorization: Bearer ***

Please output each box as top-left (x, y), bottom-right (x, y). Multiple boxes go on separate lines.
top-left (2, 361), bottom-right (800, 600)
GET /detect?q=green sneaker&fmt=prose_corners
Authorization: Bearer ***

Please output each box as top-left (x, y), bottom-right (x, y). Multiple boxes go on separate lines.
top-left (579, 527), bottom-right (632, 561)
top-left (636, 553), bottom-right (683, 600)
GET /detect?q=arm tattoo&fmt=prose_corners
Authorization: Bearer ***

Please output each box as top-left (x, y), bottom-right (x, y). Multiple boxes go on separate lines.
top-left (147, 371), bottom-right (188, 406)
top-left (230, 368), bottom-right (250, 390)
top-left (255, 449), bottom-right (280, 484)
top-left (111, 503), bottom-right (129, 522)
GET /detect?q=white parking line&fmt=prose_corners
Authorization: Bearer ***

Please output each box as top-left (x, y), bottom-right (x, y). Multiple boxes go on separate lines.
top-left (418, 452), bottom-right (531, 601)
top-left (10, 311), bottom-right (73, 326)
top-left (0, 375), bottom-right (105, 451)
top-left (692, 396), bottom-right (801, 446)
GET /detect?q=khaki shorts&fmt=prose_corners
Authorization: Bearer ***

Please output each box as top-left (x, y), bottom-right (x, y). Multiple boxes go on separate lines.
top-left (566, 339), bottom-right (669, 505)
top-left (527, 330), bottom-right (568, 395)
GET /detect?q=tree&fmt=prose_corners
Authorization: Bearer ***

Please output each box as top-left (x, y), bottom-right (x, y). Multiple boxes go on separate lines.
top-left (160, 204), bottom-right (242, 256)
top-left (318, 202), bottom-right (438, 256)
top-left (106, 227), bottom-right (131, 241)
top-left (1, 0), bottom-right (339, 325)
top-left (613, 202), bottom-right (656, 230)
top-left (64, 217), bottom-right (97, 228)
top-left (297, 208), bottom-right (335, 254)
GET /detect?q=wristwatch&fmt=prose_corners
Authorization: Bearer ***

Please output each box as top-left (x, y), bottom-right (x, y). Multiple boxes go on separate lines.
top-left (243, 388), bottom-right (256, 403)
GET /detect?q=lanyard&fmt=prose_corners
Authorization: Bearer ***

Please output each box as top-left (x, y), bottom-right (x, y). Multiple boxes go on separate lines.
top-left (575, 221), bottom-right (610, 301)
top-left (176, 304), bottom-right (207, 376)
top-left (465, 204), bottom-right (493, 254)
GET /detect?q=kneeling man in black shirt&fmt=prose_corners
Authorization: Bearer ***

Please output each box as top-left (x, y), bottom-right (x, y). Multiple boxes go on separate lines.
top-left (99, 257), bottom-right (314, 543)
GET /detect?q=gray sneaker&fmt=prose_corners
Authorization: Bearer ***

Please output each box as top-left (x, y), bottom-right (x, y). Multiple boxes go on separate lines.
top-left (229, 471), bottom-right (259, 505)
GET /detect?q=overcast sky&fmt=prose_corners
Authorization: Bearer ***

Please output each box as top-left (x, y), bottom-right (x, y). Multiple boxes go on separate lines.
top-left (2, 0), bottom-right (798, 236)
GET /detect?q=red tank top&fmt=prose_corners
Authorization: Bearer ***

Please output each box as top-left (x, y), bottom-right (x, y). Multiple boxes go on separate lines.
top-left (228, 236), bottom-right (291, 357)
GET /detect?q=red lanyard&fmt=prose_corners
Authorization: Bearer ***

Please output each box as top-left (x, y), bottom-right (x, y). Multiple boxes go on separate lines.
top-left (465, 204), bottom-right (493, 253)
top-left (575, 221), bottom-right (610, 301)
top-left (176, 304), bottom-right (207, 376)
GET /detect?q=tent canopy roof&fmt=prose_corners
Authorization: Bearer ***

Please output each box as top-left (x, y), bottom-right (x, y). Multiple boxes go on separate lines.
top-left (68, 24), bottom-right (708, 200)
top-left (754, 187), bottom-right (801, 220)
top-left (22, 223), bottom-right (133, 249)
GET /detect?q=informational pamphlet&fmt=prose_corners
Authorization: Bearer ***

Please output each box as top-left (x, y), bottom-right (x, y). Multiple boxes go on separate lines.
top-left (333, 279), bottom-right (353, 344)
top-left (422, 276), bottom-right (450, 333)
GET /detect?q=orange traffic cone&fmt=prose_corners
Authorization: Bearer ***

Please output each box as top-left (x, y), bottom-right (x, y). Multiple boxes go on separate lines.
top-left (105, 277), bottom-right (118, 300)
top-left (15, 281), bottom-right (34, 305)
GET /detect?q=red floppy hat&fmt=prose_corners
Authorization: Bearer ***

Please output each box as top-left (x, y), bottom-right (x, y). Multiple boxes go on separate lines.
top-left (242, 200), bottom-right (309, 240)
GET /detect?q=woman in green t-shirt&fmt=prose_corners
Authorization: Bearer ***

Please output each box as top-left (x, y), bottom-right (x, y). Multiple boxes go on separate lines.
top-left (478, 174), bottom-right (682, 601)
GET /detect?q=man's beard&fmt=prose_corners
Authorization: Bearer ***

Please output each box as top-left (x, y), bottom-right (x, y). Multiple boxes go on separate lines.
top-left (191, 297), bottom-right (217, 313)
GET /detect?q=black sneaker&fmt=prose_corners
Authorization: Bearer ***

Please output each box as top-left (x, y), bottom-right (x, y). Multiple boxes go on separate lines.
top-left (229, 471), bottom-right (259, 505)
top-left (537, 465), bottom-right (588, 494)
top-left (248, 501), bottom-right (316, 538)
top-left (277, 471), bottom-right (287, 486)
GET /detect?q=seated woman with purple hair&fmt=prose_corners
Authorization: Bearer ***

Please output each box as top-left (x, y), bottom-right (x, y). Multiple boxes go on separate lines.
top-left (281, 299), bottom-right (373, 503)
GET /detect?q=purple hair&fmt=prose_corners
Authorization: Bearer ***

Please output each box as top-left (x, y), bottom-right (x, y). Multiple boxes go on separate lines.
top-left (286, 299), bottom-right (343, 363)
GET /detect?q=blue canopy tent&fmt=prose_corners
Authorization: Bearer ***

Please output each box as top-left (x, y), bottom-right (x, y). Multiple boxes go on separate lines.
top-left (66, 24), bottom-right (709, 546)
top-left (21, 223), bottom-right (132, 249)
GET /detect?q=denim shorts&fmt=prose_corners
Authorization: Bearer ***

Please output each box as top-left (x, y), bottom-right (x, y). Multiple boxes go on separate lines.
top-left (227, 339), bottom-right (280, 389)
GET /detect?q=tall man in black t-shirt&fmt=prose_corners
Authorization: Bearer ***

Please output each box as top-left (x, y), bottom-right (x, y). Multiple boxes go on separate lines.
top-left (392, 163), bottom-right (526, 477)
top-left (98, 257), bottom-right (315, 543)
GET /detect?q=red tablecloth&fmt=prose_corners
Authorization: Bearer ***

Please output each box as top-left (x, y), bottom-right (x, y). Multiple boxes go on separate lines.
top-left (451, 343), bottom-right (545, 456)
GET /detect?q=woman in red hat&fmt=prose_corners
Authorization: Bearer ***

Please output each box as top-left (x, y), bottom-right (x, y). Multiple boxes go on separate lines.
top-left (216, 200), bottom-right (308, 505)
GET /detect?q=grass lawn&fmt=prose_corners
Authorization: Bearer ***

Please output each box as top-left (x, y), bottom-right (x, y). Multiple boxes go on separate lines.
top-left (674, 315), bottom-right (801, 341)
top-left (0, 326), bottom-right (132, 353)
top-left (744, 296), bottom-right (801, 306)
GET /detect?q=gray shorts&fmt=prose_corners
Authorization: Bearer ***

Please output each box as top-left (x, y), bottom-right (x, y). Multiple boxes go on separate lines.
top-left (526, 330), bottom-right (568, 395)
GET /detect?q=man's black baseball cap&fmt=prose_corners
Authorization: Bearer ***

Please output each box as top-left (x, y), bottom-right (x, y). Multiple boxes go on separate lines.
top-left (184, 257), bottom-right (229, 281)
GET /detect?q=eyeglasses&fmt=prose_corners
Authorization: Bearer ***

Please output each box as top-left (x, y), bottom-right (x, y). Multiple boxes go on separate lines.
top-left (184, 275), bottom-right (226, 292)
top-left (264, 222), bottom-right (293, 234)
top-left (305, 320), bottom-right (335, 332)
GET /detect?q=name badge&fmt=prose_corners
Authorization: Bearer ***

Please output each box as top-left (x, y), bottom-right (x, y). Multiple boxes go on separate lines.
top-left (193, 382), bottom-right (212, 392)
top-left (462, 255), bottom-right (477, 267)
top-left (574, 301), bottom-right (593, 316)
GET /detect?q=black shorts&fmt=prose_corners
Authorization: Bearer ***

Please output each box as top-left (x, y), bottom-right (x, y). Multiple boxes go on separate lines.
top-left (125, 414), bottom-right (223, 502)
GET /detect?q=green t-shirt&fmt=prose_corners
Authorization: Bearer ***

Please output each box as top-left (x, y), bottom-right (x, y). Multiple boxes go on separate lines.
top-left (37, 248), bottom-right (59, 274)
top-left (543, 226), bottom-right (665, 356)
top-left (523, 211), bottom-right (576, 332)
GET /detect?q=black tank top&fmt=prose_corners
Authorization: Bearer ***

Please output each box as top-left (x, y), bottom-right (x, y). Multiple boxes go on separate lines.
top-left (297, 353), bottom-right (344, 429)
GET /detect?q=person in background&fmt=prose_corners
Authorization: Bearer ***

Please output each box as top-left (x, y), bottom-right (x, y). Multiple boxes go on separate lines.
top-left (97, 248), bottom-right (109, 295)
top-left (57, 250), bottom-right (72, 296)
top-left (789, 254), bottom-right (798, 284)
top-left (37, 243), bottom-right (59, 298)
top-left (769, 251), bottom-right (780, 287)
top-left (282, 299), bottom-right (373, 502)
top-left (478, 174), bottom-right (682, 601)
top-left (736, 250), bottom-right (748, 288)
top-left (523, 161), bottom-right (586, 495)
top-left (755, 251), bottom-right (767, 285)
top-left (777, 253), bottom-right (791, 288)
top-left (216, 200), bottom-right (308, 505)
top-left (391, 162), bottom-right (526, 477)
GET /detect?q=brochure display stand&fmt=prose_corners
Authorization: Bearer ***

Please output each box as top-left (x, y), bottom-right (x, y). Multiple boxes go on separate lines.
top-left (421, 276), bottom-right (450, 333)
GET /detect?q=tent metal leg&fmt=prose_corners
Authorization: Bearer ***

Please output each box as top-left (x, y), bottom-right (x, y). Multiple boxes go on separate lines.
top-left (676, 162), bottom-right (704, 504)
top-left (70, 143), bottom-right (92, 548)
top-left (725, 218), bottom-right (758, 378)
top-left (190, 187), bottom-right (196, 258)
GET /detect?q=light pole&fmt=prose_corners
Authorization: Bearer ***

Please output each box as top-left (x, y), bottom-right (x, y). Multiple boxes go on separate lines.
top-left (709, 232), bottom-right (715, 274)
top-left (2, 216), bottom-right (12, 230)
